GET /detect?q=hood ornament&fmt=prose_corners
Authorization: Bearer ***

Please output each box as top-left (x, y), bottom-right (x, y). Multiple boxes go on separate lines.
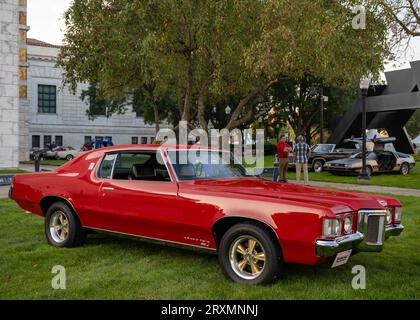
top-left (378, 200), bottom-right (387, 207)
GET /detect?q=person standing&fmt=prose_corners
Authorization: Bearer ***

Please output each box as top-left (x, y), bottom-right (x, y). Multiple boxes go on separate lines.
top-left (294, 135), bottom-right (311, 185)
top-left (276, 135), bottom-right (292, 182)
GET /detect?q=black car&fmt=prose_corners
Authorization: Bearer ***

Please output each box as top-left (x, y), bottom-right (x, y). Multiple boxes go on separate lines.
top-left (29, 148), bottom-right (48, 160)
top-left (288, 142), bottom-right (361, 172)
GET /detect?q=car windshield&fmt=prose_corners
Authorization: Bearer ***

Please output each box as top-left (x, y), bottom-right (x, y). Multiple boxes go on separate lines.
top-left (312, 145), bottom-right (334, 153)
top-left (167, 150), bottom-right (250, 181)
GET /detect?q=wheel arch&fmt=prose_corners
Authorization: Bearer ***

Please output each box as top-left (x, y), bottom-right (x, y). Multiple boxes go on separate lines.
top-left (312, 157), bottom-right (326, 164)
top-left (212, 216), bottom-right (282, 252)
top-left (39, 195), bottom-right (78, 218)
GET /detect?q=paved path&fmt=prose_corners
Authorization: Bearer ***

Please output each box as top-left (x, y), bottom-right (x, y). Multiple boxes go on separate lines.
top-left (18, 164), bottom-right (58, 172)
top-left (289, 180), bottom-right (420, 197)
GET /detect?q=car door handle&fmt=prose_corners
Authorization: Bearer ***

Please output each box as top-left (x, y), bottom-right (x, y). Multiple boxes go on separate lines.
top-left (102, 187), bottom-right (114, 191)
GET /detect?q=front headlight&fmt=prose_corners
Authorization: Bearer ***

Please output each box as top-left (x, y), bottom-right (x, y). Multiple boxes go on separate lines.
top-left (386, 208), bottom-right (393, 224)
top-left (394, 207), bottom-right (403, 222)
top-left (343, 216), bottom-right (353, 234)
top-left (322, 218), bottom-right (342, 237)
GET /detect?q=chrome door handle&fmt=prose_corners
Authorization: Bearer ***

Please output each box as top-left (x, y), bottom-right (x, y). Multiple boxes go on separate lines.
top-left (102, 187), bottom-right (114, 191)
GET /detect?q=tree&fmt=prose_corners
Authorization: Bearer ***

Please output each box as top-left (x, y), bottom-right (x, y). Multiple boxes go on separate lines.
top-left (267, 79), bottom-right (356, 143)
top-left (58, 0), bottom-right (391, 135)
top-left (406, 109), bottom-right (420, 137)
top-left (381, 0), bottom-right (420, 37)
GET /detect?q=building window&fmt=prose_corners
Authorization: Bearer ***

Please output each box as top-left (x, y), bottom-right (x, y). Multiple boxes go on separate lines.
top-left (132, 137), bottom-right (138, 144)
top-left (43, 135), bottom-right (52, 148)
top-left (55, 136), bottom-right (63, 147)
top-left (38, 85), bottom-right (56, 113)
top-left (32, 135), bottom-right (40, 148)
top-left (141, 137), bottom-right (148, 144)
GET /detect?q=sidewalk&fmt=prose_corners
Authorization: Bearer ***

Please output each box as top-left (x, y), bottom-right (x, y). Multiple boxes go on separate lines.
top-left (18, 164), bottom-right (58, 172)
top-left (291, 179), bottom-right (420, 197)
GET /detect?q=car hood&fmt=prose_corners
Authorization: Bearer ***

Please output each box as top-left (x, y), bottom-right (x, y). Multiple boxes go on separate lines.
top-left (181, 178), bottom-right (394, 214)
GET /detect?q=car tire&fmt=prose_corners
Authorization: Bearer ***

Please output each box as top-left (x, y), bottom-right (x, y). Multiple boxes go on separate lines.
top-left (218, 222), bottom-right (284, 285)
top-left (365, 166), bottom-right (372, 177)
top-left (45, 202), bottom-right (86, 248)
top-left (400, 163), bottom-right (410, 175)
top-left (66, 154), bottom-right (74, 161)
top-left (312, 160), bottom-right (324, 173)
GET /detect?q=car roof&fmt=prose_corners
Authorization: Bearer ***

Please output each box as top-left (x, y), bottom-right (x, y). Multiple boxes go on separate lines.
top-left (86, 144), bottom-right (222, 152)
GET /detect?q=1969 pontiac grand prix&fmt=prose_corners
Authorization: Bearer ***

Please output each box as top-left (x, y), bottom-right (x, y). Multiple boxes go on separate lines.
top-left (9, 144), bottom-right (404, 284)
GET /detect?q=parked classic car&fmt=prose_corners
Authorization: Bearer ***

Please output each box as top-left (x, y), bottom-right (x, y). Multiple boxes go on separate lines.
top-left (29, 148), bottom-right (48, 160)
top-left (325, 137), bottom-right (415, 176)
top-left (288, 142), bottom-right (361, 172)
top-left (10, 144), bottom-right (404, 284)
top-left (51, 146), bottom-right (85, 160)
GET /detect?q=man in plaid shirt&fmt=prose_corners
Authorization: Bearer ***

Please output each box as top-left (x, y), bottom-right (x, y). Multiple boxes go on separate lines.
top-left (293, 135), bottom-right (311, 185)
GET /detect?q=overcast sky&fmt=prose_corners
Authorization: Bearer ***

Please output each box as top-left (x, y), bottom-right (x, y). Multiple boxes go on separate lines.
top-left (28, 0), bottom-right (420, 72)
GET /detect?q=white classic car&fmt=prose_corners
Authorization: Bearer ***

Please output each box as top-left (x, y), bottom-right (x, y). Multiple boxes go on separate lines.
top-left (50, 147), bottom-right (85, 160)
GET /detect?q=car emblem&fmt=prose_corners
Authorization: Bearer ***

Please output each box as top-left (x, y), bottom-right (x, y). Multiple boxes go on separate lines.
top-left (378, 200), bottom-right (387, 207)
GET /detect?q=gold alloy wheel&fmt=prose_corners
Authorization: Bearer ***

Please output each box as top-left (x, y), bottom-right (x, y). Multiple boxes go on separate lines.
top-left (229, 235), bottom-right (266, 280)
top-left (49, 211), bottom-right (69, 243)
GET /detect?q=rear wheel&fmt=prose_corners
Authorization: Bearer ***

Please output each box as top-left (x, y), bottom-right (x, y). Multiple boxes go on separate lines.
top-left (365, 166), bottom-right (372, 177)
top-left (45, 202), bottom-right (86, 247)
top-left (218, 222), bottom-right (284, 285)
top-left (400, 163), bottom-right (410, 175)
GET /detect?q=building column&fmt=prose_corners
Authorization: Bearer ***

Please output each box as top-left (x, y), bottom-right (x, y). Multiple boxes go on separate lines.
top-left (0, 0), bottom-right (20, 168)
top-left (18, 0), bottom-right (29, 161)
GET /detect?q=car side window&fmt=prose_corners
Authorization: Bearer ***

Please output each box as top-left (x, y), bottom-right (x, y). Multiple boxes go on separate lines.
top-left (112, 151), bottom-right (171, 182)
top-left (98, 153), bottom-right (117, 179)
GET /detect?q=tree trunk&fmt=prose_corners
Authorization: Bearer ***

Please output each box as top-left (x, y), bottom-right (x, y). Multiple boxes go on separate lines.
top-left (197, 76), bottom-right (213, 133)
top-left (181, 54), bottom-right (194, 123)
top-left (225, 79), bottom-right (282, 130)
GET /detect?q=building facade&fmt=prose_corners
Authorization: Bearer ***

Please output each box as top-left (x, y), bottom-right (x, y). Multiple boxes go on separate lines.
top-left (26, 38), bottom-right (157, 152)
top-left (0, 0), bottom-right (28, 168)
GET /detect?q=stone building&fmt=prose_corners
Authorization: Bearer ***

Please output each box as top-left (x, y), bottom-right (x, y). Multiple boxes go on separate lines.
top-left (0, 0), bottom-right (28, 168)
top-left (0, 0), bottom-right (157, 169)
top-left (26, 38), bottom-right (156, 151)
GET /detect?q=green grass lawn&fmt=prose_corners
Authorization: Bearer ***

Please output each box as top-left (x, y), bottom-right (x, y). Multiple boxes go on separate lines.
top-left (257, 155), bottom-right (420, 189)
top-left (0, 169), bottom-right (30, 175)
top-left (0, 196), bottom-right (419, 299)
top-left (20, 160), bottom-right (67, 166)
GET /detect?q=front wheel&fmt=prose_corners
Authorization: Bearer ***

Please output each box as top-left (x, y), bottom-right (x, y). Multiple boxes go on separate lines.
top-left (45, 202), bottom-right (86, 247)
top-left (218, 222), bottom-right (284, 285)
top-left (400, 163), bottom-right (410, 175)
top-left (312, 160), bottom-right (324, 172)
top-left (66, 154), bottom-right (74, 161)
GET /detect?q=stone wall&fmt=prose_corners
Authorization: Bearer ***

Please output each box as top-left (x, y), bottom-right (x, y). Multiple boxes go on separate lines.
top-left (0, 0), bottom-right (29, 167)
top-left (0, 0), bottom-right (20, 168)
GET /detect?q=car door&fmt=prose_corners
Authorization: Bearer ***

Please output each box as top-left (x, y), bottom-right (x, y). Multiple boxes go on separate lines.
top-left (92, 150), bottom-right (183, 243)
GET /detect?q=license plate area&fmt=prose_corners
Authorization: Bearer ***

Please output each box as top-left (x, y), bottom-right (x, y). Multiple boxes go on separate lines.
top-left (331, 249), bottom-right (352, 268)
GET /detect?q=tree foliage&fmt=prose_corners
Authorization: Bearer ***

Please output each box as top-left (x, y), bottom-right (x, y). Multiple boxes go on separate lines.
top-left (57, 0), bottom-right (391, 134)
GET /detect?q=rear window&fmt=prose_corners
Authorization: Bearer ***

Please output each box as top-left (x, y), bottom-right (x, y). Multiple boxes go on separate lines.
top-left (97, 153), bottom-right (117, 179)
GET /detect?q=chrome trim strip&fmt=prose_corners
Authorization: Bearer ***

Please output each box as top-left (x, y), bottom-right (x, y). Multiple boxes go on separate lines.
top-left (85, 226), bottom-right (217, 252)
top-left (315, 232), bottom-right (364, 257)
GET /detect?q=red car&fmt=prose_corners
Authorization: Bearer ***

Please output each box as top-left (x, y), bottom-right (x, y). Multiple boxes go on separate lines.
top-left (9, 144), bottom-right (404, 284)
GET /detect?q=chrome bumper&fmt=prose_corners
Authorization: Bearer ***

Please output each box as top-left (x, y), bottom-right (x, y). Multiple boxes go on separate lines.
top-left (315, 223), bottom-right (404, 257)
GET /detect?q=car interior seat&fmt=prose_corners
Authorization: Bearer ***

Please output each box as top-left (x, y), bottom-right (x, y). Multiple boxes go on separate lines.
top-left (179, 165), bottom-right (196, 180)
top-left (129, 163), bottom-right (156, 180)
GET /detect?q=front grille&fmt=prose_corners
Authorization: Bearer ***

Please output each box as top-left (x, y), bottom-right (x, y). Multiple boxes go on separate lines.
top-left (358, 210), bottom-right (386, 245)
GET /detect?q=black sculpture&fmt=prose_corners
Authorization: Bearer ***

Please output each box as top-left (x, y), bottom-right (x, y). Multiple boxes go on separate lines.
top-left (328, 61), bottom-right (420, 154)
